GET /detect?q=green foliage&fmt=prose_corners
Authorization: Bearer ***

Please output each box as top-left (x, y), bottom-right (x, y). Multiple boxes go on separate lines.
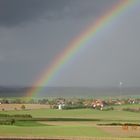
top-left (21, 105), bottom-right (26, 110)
top-left (63, 104), bottom-right (86, 110)
top-left (0, 113), bottom-right (32, 118)
top-left (98, 123), bottom-right (140, 126)
top-left (30, 118), bottom-right (100, 121)
top-left (12, 99), bottom-right (24, 104)
top-left (1, 98), bottom-right (9, 104)
top-left (102, 107), bottom-right (114, 111)
top-left (0, 119), bottom-right (15, 125)
top-left (52, 105), bottom-right (58, 109)
top-left (38, 99), bottom-right (49, 104)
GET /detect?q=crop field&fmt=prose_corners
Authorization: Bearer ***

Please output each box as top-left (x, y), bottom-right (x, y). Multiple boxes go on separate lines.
top-left (112, 104), bottom-right (140, 110)
top-left (0, 104), bottom-right (50, 111)
top-left (3, 107), bottom-right (140, 121)
top-left (0, 104), bottom-right (140, 139)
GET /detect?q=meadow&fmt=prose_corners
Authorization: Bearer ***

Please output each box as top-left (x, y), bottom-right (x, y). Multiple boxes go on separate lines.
top-left (3, 107), bottom-right (140, 121)
top-left (0, 104), bottom-right (140, 139)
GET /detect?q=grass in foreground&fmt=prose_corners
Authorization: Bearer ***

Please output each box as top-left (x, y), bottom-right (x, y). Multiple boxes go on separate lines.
top-left (0, 125), bottom-right (109, 137)
top-left (0, 125), bottom-right (139, 140)
top-left (0, 108), bottom-right (139, 139)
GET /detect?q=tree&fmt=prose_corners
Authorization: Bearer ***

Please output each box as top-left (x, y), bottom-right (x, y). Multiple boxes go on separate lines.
top-left (11, 119), bottom-right (15, 125)
top-left (38, 99), bottom-right (49, 104)
top-left (21, 105), bottom-right (26, 110)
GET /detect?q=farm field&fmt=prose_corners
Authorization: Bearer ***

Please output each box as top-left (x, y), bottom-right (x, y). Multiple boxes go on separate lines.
top-left (0, 125), bottom-right (109, 137)
top-left (112, 104), bottom-right (140, 110)
top-left (0, 104), bottom-right (50, 111)
top-left (1, 0), bottom-right (140, 139)
top-left (3, 107), bottom-right (140, 121)
top-left (0, 104), bottom-right (140, 139)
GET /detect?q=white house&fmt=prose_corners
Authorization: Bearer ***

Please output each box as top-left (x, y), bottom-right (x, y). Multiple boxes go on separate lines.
top-left (58, 103), bottom-right (65, 110)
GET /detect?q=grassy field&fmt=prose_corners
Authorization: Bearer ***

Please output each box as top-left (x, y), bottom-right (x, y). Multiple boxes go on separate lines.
top-left (3, 108), bottom-right (140, 121)
top-left (113, 104), bottom-right (140, 110)
top-left (0, 125), bottom-right (110, 137)
top-left (0, 105), bottom-right (140, 139)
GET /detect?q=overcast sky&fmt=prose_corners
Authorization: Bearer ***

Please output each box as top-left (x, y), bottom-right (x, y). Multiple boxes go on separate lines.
top-left (0, 0), bottom-right (140, 87)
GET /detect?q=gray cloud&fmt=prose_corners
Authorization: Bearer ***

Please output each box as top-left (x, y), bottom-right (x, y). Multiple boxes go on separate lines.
top-left (0, 0), bottom-right (71, 27)
top-left (0, 0), bottom-right (118, 27)
top-left (0, 0), bottom-right (140, 87)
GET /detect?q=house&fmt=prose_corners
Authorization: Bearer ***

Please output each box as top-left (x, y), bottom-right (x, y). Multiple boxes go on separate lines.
top-left (128, 98), bottom-right (135, 104)
top-left (91, 99), bottom-right (105, 110)
top-left (57, 99), bottom-right (65, 110)
top-left (58, 103), bottom-right (65, 110)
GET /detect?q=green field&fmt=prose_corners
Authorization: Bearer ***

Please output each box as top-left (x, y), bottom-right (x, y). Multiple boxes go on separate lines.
top-left (113, 104), bottom-right (140, 110)
top-left (0, 125), bottom-right (109, 137)
top-left (3, 108), bottom-right (140, 121)
top-left (0, 106), bottom-right (140, 139)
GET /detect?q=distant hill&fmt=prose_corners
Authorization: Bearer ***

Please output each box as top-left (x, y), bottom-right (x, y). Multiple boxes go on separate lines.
top-left (0, 86), bottom-right (27, 97)
top-left (0, 86), bottom-right (140, 98)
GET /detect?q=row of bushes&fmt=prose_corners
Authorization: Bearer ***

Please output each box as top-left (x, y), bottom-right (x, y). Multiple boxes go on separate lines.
top-left (29, 118), bottom-right (101, 121)
top-left (0, 119), bottom-right (15, 125)
top-left (102, 107), bottom-right (114, 111)
top-left (98, 123), bottom-right (140, 126)
top-left (0, 113), bottom-right (32, 118)
top-left (63, 105), bottom-right (87, 110)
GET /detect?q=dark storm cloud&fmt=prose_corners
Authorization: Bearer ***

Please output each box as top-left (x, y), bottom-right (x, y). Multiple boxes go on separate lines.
top-left (0, 0), bottom-right (117, 27)
top-left (1, 0), bottom-right (139, 87)
top-left (0, 0), bottom-right (72, 27)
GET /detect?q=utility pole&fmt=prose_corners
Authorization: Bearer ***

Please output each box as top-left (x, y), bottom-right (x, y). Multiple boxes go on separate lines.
top-left (119, 81), bottom-right (123, 99)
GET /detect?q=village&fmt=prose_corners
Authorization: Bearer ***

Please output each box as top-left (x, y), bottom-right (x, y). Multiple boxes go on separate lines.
top-left (0, 97), bottom-right (140, 111)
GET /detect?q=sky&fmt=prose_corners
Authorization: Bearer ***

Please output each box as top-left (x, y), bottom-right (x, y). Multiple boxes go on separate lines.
top-left (0, 0), bottom-right (140, 87)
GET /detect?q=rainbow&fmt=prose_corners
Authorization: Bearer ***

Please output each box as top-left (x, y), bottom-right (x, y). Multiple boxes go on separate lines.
top-left (26, 0), bottom-right (137, 97)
